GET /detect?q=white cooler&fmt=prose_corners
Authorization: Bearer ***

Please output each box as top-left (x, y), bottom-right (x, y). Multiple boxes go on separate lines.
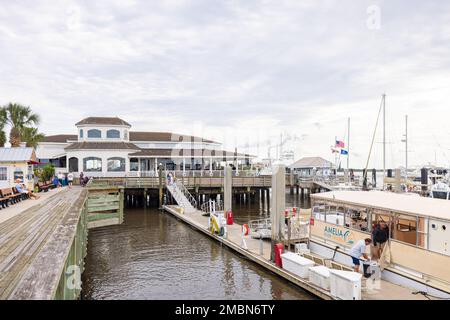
top-left (329, 269), bottom-right (362, 300)
top-left (308, 266), bottom-right (330, 290)
top-left (281, 252), bottom-right (315, 278)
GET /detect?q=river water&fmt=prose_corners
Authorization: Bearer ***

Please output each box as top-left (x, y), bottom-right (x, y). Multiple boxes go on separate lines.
top-left (81, 192), bottom-right (314, 300)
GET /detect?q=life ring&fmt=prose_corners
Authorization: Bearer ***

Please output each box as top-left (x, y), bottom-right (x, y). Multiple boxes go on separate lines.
top-left (242, 224), bottom-right (249, 236)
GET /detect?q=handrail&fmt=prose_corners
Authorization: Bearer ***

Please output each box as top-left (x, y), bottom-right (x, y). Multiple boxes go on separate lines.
top-left (176, 182), bottom-right (197, 208)
top-left (200, 200), bottom-right (224, 214)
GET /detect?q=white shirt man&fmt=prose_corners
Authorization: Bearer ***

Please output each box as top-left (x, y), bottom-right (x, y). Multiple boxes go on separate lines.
top-left (349, 238), bottom-right (372, 272)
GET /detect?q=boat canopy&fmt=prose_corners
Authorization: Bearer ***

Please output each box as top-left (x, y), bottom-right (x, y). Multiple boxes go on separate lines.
top-left (311, 191), bottom-right (450, 221)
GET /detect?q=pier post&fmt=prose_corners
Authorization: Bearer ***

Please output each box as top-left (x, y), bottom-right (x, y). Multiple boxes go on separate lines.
top-left (224, 166), bottom-right (232, 213)
top-left (158, 164), bottom-right (163, 208)
top-left (271, 164), bottom-right (285, 262)
top-left (394, 168), bottom-right (402, 192)
top-left (144, 188), bottom-right (148, 208)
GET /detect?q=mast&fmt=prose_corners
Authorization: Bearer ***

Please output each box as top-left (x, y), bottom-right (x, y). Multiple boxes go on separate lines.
top-left (382, 93), bottom-right (386, 190)
top-left (405, 115), bottom-right (408, 177)
top-left (347, 117), bottom-right (350, 169)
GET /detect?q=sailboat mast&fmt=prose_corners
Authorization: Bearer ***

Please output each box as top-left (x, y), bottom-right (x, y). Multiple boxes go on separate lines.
top-left (383, 93), bottom-right (386, 190)
top-left (405, 114), bottom-right (408, 176)
top-left (347, 117), bottom-right (350, 169)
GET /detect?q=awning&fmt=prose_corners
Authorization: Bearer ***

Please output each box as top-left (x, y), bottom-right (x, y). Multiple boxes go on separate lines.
top-left (28, 160), bottom-right (42, 165)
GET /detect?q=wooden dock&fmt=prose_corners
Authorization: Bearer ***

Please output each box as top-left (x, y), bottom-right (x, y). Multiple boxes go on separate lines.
top-left (0, 187), bottom-right (87, 300)
top-left (163, 205), bottom-right (432, 300)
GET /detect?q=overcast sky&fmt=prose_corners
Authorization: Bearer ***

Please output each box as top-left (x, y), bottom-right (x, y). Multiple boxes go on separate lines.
top-left (1, 0), bottom-right (450, 168)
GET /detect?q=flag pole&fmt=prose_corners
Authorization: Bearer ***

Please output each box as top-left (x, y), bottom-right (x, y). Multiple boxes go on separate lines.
top-left (335, 135), bottom-right (338, 171)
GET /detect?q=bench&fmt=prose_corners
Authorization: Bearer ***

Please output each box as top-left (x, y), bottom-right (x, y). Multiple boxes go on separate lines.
top-left (0, 188), bottom-right (22, 208)
top-left (38, 181), bottom-right (55, 192)
top-left (301, 252), bottom-right (353, 271)
top-left (13, 186), bottom-right (31, 200)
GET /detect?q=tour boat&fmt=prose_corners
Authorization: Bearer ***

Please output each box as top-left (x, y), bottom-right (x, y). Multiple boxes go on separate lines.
top-left (308, 190), bottom-right (450, 299)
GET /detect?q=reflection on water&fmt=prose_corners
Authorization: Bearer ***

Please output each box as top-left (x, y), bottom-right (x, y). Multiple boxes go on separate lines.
top-left (82, 192), bottom-right (314, 300)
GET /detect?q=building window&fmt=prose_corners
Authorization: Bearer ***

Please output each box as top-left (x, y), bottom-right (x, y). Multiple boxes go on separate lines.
top-left (14, 169), bottom-right (24, 181)
top-left (0, 167), bottom-right (7, 181)
top-left (107, 157), bottom-right (125, 172)
top-left (83, 157), bottom-right (102, 172)
top-left (124, 130), bottom-right (128, 140)
top-left (106, 129), bottom-right (120, 139)
top-left (69, 157), bottom-right (79, 172)
top-left (80, 129), bottom-right (83, 138)
top-left (130, 158), bottom-right (139, 171)
top-left (87, 129), bottom-right (102, 138)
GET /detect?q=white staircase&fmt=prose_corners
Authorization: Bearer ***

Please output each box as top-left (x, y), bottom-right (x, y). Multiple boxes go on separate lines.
top-left (166, 183), bottom-right (197, 213)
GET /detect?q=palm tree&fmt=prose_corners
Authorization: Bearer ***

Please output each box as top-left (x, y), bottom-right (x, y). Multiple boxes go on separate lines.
top-left (21, 127), bottom-right (45, 148)
top-left (1, 103), bottom-right (40, 147)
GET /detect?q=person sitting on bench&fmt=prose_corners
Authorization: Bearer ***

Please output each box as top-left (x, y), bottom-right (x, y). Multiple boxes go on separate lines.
top-left (15, 179), bottom-right (40, 200)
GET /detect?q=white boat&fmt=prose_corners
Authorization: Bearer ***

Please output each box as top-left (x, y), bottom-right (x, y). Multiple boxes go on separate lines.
top-left (430, 181), bottom-right (450, 200)
top-left (309, 190), bottom-right (450, 299)
top-left (248, 218), bottom-right (272, 239)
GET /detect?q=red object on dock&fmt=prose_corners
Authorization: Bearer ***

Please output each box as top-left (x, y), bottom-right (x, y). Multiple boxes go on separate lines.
top-left (226, 210), bottom-right (233, 225)
top-left (274, 243), bottom-right (284, 267)
top-left (242, 224), bottom-right (249, 236)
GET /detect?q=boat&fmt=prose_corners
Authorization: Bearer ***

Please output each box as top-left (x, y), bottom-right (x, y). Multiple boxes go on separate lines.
top-left (430, 181), bottom-right (450, 200)
top-left (248, 218), bottom-right (272, 239)
top-left (308, 190), bottom-right (450, 299)
top-left (248, 207), bottom-right (310, 240)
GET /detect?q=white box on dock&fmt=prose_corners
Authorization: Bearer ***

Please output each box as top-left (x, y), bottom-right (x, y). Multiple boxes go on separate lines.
top-left (281, 252), bottom-right (315, 278)
top-left (329, 269), bottom-right (362, 300)
top-left (308, 266), bottom-right (330, 290)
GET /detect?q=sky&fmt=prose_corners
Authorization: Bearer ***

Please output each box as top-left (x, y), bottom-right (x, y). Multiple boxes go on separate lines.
top-left (1, 0), bottom-right (450, 169)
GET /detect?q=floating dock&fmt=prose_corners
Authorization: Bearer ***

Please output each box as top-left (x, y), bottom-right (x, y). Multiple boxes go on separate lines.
top-left (163, 205), bottom-right (433, 300)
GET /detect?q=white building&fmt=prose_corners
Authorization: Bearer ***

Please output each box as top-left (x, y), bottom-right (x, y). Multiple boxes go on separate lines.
top-left (0, 147), bottom-right (38, 189)
top-left (36, 117), bottom-right (252, 177)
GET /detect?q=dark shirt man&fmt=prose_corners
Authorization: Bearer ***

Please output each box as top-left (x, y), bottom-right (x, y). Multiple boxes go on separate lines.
top-left (372, 223), bottom-right (389, 246)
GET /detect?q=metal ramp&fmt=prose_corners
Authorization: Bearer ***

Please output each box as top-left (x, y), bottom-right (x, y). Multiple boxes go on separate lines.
top-left (166, 183), bottom-right (197, 213)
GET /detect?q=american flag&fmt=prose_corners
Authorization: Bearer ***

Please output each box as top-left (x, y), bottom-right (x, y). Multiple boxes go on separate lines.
top-left (335, 140), bottom-right (345, 148)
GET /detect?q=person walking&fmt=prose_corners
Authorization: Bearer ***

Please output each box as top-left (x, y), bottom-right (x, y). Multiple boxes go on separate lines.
top-left (57, 172), bottom-right (64, 186)
top-left (67, 172), bottom-right (74, 189)
top-left (79, 172), bottom-right (84, 186)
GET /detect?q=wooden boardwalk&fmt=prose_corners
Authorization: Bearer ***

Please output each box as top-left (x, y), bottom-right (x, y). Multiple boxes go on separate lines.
top-left (0, 187), bottom-right (86, 299)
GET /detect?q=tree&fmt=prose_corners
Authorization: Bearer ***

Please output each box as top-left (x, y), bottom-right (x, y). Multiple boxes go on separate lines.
top-left (35, 164), bottom-right (55, 182)
top-left (21, 127), bottom-right (45, 148)
top-left (0, 103), bottom-right (40, 147)
top-left (0, 127), bottom-right (6, 147)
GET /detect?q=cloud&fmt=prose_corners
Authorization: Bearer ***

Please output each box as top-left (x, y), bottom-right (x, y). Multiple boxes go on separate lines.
top-left (0, 0), bottom-right (450, 168)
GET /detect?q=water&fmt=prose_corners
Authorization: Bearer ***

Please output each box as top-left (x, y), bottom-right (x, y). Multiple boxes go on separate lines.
top-left (81, 192), bottom-right (314, 300)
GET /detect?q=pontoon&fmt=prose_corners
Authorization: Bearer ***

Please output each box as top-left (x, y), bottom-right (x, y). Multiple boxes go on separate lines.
top-left (309, 191), bottom-right (450, 299)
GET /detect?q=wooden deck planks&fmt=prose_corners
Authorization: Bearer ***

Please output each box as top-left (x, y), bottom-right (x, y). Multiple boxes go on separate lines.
top-left (0, 188), bottom-right (86, 299)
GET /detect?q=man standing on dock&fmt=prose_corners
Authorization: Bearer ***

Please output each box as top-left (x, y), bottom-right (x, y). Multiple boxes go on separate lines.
top-left (349, 238), bottom-right (372, 273)
top-left (372, 222), bottom-right (389, 259)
